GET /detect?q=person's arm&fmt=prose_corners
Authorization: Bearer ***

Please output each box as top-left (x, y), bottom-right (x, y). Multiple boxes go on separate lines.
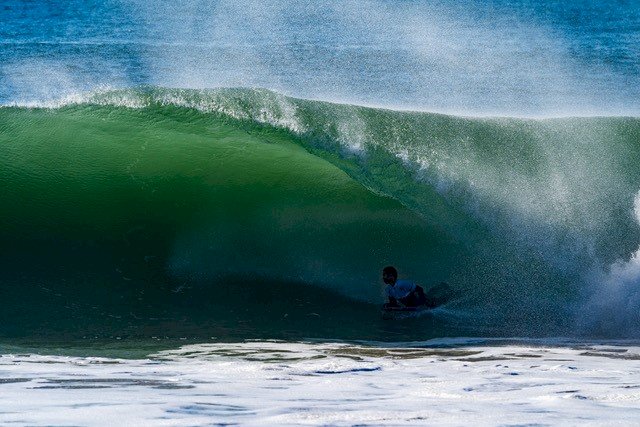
top-left (414, 284), bottom-right (432, 307)
top-left (384, 296), bottom-right (400, 308)
top-left (399, 284), bottom-right (426, 307)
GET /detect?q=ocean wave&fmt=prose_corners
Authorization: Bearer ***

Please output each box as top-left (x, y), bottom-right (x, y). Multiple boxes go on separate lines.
top-left (2, 87), bottom-right (640, 338)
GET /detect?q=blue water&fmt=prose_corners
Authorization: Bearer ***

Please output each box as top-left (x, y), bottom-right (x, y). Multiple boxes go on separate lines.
top-left (2, 0), bottom-right (639, 115)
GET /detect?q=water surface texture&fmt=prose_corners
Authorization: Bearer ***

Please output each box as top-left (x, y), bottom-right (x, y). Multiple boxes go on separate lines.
top-left (2, 1), bottom-right (640, 346)
top-left (2, 0), bottom-right (640, 115)
top-left (3, 2), bottom-right (640, 424)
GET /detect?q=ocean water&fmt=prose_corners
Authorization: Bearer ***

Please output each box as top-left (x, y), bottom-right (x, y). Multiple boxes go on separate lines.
top-left (2, 0), bottom-right (640, 424)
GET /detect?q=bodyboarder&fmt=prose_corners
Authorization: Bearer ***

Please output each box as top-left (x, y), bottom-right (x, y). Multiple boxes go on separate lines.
top-left (382, 266), bottom-right (427, 309)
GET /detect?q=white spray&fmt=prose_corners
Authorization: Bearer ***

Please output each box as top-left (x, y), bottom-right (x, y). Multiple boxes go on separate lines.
top-left (581, 191), bottom-right (640, 335)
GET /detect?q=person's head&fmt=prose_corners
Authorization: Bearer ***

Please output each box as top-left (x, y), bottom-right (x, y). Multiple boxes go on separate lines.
top-left (382, 266), bottom-right (398, 285)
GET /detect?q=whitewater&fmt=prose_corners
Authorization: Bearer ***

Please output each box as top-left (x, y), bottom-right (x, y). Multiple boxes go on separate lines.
top-left (0, 340), bottom-right (639, 426)
top-left (2, 0), bottom-right (640, 425)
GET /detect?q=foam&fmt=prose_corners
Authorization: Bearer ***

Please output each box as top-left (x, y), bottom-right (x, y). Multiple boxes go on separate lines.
top-left (581, 191), bottom-right (640, 335)
top-left (1, 340), bottom-right (639, 425)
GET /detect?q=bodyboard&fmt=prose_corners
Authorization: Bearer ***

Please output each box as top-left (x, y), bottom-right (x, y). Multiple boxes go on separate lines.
top-left (381, 282), bottom-right (454, 319)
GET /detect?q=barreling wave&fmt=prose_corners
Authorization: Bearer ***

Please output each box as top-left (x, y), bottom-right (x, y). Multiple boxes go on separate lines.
top-left (1, 87), bottom-right (640, 340)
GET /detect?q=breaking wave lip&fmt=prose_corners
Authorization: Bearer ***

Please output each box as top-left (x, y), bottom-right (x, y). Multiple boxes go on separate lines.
top-left (5, 85), bottom-right (640, 119)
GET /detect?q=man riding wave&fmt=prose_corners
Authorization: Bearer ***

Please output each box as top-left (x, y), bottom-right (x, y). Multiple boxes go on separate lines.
top-left (382, 266), bottom-right (428, 308)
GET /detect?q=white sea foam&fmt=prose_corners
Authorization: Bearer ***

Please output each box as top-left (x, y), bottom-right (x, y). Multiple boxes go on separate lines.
top-left (1, 340), bottom-right (639, 426)
top-left (582, 191), bottom-right (640, 335)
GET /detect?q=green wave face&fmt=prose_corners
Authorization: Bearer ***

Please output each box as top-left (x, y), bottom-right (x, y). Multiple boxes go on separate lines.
top-left (2, 88), bottom-right (640, 340)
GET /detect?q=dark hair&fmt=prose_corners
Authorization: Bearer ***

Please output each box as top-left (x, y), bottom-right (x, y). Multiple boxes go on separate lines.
top-left (382, 266), bottom-right (398, 278)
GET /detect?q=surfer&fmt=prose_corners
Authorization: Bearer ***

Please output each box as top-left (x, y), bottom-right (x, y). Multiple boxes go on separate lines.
top-left (382, 266), bottom-right (427, 309)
